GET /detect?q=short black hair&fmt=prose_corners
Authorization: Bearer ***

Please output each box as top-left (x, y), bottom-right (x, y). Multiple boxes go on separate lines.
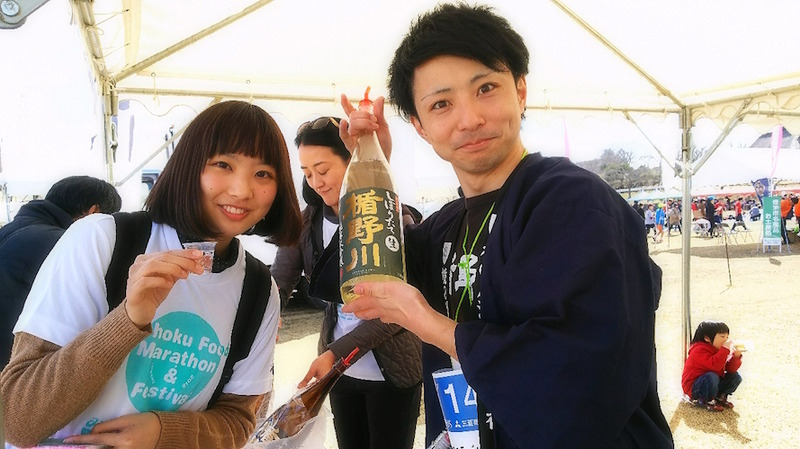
top-left (294, 116), bottom-right (349, 163)
top-left (294, 116), bottom-right (349, 208)
top-left (388, 2), bottom-right (529, 120)
top-left (45, 175), bottom-right (121, 218)
top-left (691, 321), bottom-right (730, 344)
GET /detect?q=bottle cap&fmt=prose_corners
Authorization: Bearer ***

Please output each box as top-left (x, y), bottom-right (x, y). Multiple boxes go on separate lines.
top-left (343, 347), bottom-right (359, 366)
top-left (358, 87), bottom-right (373, 112)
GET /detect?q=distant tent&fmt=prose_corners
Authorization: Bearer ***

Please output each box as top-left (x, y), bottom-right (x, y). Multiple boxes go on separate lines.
top-left (629, 189), bottom-right (666, 202)
top-left (665, 187), bottom-right (682, 199)
top-left (749, 130), bottom-right (799, 149)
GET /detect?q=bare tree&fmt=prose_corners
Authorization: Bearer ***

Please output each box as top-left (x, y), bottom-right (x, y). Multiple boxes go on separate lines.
top-left (576, 148), bottom-right (660, 191)
top-left (599, 149), bottom-right (634, 190)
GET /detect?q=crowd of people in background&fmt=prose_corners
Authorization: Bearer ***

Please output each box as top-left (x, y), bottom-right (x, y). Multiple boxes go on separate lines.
top-left (633, 199), bottom-right (684, 243)
top-left (633, 192), bottom-right (800, 243)
top-left (780, 193), bottom-right (800, 244)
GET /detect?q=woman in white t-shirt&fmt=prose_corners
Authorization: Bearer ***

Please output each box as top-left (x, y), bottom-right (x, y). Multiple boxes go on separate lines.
top-left (271, 107), bottom-right (422, 449)
top-left (1, 101), bottom-right (302, 449)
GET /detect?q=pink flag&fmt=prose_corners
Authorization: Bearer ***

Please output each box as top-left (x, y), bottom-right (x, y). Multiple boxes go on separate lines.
top-left (562, 117), bottom-right (570, 159)
top-left (770, 124), bottom-right (782, 179)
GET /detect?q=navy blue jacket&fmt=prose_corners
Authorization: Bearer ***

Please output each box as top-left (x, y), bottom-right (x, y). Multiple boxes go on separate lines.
top-left (0, 200), bottom-right (73, 367)
top-left (406, 154), bottom-right (672, 448)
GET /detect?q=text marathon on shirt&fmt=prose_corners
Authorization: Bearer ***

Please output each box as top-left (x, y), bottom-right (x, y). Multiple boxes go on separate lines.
top-left (128, 312), bottom-right (228, 411)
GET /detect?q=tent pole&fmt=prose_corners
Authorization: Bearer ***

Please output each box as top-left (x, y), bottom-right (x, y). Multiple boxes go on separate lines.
top-left (680, 107), bottom-right (693, 362)
top-left (3, 182), bottom-right (10, 224)
top-left (551, 0), bottom-right (682, 106)
top-left (681, 102), bottom-right (750, 361)
top-left (113, 97), bottom-right (222, 187)
top-left (692, 99), bottom-right (750, 174)
top-left (102, 81), bottom-right (118, 183)
top-left (623, 111), bottom-right (675, 171)
top-left (112, 0), bottom-right (278, 83)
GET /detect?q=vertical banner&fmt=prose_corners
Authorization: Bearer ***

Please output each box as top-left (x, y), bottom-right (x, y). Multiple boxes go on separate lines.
top-left (761, 195), bottom-right (782, 246)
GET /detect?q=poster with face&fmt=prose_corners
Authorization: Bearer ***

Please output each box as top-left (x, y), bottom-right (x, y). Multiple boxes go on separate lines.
top-left (751, 178), bottom-right (770, 204)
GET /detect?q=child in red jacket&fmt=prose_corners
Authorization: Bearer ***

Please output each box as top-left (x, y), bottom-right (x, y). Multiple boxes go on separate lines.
top-left (681, 321), bottom-right (743, 411)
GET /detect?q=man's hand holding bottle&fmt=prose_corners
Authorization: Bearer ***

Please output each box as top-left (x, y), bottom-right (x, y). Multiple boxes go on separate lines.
top-left (339, 93), bottom-right (393, 160)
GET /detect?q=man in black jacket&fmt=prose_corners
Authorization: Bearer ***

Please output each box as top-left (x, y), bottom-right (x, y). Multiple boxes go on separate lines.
top-left (0, 175), bottom-right (120, 367)
top-left (341, 4), bottom-right (673, 448)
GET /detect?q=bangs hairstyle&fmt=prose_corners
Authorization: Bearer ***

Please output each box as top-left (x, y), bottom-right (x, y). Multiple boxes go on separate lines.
top-left (145, 100), bottom-right (301, 246)
top-left (691, 321), bottom-right (731, 344)
top-left (388, 2), bottom-right (530, 120)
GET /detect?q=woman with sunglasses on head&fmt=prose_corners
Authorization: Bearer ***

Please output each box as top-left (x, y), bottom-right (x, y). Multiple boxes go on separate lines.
top-left (1, 101), bottom-right (302, 449)
top-left (271, 109), bottom-right (422, 449)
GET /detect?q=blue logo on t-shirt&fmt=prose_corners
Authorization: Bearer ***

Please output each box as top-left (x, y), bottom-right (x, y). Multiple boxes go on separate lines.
top-left (125, 311), bottom-right (228, 411)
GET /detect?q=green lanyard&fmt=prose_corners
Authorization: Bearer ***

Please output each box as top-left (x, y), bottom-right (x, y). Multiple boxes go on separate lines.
top-left (451, 150), bottom-right (524, 321)
top-left (454, 202), bottom-right (495, 321)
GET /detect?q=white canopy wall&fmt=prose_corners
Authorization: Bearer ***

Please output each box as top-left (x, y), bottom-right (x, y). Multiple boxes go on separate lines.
top-left (4, 0), bottom-right (800, 357)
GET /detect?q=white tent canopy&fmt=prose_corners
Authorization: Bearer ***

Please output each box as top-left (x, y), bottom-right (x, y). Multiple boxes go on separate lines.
top-left (4, 0), bottom-right (800, 357)
top-left (4, 0), bottom-right (800, 184)
top-left (72, 0), bottom-right (800, 124)
top-left (74, 0), bottom-right (800, 212)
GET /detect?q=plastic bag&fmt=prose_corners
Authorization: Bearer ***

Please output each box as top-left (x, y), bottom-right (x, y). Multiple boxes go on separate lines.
top-left (248, 396), bottom-right (310, 442)
top-left (243, 405), bottom-right (329, 449)
top-left (426, 430), bottom-right (453, 449)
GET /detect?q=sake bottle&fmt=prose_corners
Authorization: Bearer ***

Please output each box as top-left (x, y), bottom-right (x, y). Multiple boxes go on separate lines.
top-left (339, 87), bottom-right (407, 304)
top-left (296, 347), bottom-right (358, 417)
top-left (249, 348), bottom-right (359, 441)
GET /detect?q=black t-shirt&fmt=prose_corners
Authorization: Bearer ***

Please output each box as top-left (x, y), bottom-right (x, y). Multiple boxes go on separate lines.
top-left (442, 190), bottom-right (500, 323)
top-left (442, 188), bottom-right (501, 447)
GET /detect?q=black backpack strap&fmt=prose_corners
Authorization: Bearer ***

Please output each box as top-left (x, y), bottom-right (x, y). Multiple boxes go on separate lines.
top-left (209, 251), bottom-right (272, 405)
top-left (105, 211), bottom-right (152, 311)
top-left (308, 233), bottom-right (342, 304)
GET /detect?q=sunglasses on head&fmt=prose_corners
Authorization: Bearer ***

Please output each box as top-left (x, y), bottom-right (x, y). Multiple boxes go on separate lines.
top-left (297, 116), bottom-right (340, 136)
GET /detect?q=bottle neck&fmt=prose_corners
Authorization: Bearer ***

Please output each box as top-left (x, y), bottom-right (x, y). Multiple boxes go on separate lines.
top-left (298, 358), bottom-right (348, 415)
top-left (353, 130), bottom-right (387, 163)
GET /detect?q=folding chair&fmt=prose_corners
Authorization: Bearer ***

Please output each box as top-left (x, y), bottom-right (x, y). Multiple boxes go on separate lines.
top-left (692, 219), bottom-right (711, 238)
top-left (719, 222), bottom-right (738, 244)
top-left (735, 225), bottom-right (754, 243)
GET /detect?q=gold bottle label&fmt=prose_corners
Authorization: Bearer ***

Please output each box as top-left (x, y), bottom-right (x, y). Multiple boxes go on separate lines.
top-left (339, 187), bottom-right (405, 285)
